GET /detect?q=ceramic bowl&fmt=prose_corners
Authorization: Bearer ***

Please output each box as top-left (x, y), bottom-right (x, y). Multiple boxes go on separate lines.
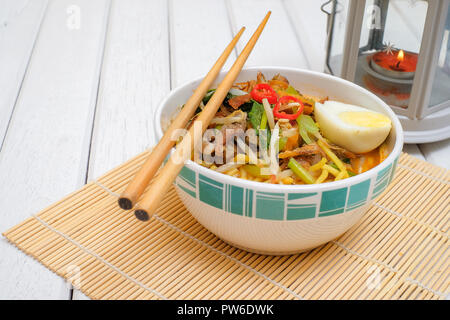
top-left (154, 66), bottom-right (403, 255)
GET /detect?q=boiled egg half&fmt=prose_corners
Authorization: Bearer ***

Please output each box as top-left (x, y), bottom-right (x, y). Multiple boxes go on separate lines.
top-left (314, 101), bottom-right (391, 154)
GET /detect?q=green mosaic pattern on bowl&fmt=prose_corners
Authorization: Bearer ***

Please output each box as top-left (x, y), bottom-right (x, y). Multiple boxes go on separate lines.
top-left (174, 157), bottom-right (399, 221)
top-left (371, 156), bottom-right (398, 200)
top-left (286, 193), bottom-right (318, 220)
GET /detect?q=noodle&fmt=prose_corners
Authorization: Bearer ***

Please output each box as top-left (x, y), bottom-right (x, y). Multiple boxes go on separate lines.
top-left (174, 72), bottom-right (388, 184)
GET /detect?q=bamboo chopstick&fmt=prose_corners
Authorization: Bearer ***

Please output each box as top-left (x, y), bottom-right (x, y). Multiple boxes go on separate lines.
top-left (134, 11), bottom-right (271, 221)
top-left (117, 27), bottom-right (246, 210)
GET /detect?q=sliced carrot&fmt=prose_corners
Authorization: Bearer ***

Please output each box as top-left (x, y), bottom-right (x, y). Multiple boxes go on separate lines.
top-left (285, 133), bottom-right (299, 151)
top-left (270, 174), bottom-right (278, 184)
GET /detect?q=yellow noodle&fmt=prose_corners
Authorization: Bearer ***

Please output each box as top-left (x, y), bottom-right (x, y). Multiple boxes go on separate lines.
top-left (226, 168), bottom-right (239, 176)
top-left (317, 140), bottom-right (346, 173)
top-left (323, 164), bottom-right (340, 177)
top-left (315, 169), bottom-right (329, 184)
top-left (334, 170), bottom-right (346, 181)
top-left (310, 158), bottom-right (327, 171)
top-left (281, 177), bottom-right (294, 184)
top-left (239, 167), bottom-right (247, 180)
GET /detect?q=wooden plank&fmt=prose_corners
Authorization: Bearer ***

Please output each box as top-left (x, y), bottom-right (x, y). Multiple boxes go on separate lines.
top-left (72, 0), bottom-right (170, 299)
top-left (86, 0), bottom-right (170, 180)
top-left (283, 0), bottom-right (327, 71)
top-left (0, 0), bottom-right (110, 299)
top-left (419, 139), bottom-right (450, 170)
top-left (73, 0), bottom-right (234, 299)
top-left (227, 0), bottom-right (308, 68)
top-left (169, 0), bottom-right (236, 87)
top-left (86, 0), bottom-right (237, 182)
top-left (0, 0), bottom-right (47, 148)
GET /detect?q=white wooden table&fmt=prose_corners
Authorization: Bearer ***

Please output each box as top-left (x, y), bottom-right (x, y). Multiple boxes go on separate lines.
top-left (0, 0), bottom-right (448, 300)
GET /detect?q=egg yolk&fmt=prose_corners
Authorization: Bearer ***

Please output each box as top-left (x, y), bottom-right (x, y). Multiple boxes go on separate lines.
top-left (339, 111), bottom-right (391, 128)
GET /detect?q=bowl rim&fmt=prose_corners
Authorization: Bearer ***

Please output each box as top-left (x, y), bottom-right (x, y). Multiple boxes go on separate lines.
top-left (154, 66), bottom-right (404, 193)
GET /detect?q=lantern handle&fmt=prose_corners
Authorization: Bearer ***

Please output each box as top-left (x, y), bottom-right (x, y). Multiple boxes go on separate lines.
top-left (322, 0), bottom-right (337, 74)
top-left (321, 0), bottom-right (333, 16)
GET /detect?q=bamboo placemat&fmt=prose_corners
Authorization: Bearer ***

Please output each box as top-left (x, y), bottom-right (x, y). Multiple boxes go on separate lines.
top-left (2, 152), bottom-right (449, 300)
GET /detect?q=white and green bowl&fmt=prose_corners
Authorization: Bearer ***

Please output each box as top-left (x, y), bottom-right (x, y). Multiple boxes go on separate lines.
top-left (154, 66), bottom-right (403, 255)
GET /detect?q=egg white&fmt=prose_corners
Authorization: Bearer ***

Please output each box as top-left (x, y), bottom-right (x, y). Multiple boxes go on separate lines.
top-left (314, 101), bottom-right (392, 154)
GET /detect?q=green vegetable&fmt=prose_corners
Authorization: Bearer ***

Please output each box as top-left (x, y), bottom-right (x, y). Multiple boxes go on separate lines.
top-left (278, 136), bottom-right (287, 151)
top-left (203, 88), bottom-right (234, 107)
top-left (202, 89), bottom-right (216, 105)
top-left (299, 124), bottom-right (312, 144)
top-left (243, 165), bottom-right (270, 178)
top-left (284, 86), bottom-right (316, 108)
top-left (285, 85), bottom-right (300, 96)
top-left (288, 158), bottom-right (315, 184)
top-left (248, 101), bottom-right (270, 147)
top-left (260, 112), bottom-right (268, 130)
top-left (239, 100), bottom-right (254, 112)
top-left (329, 163), bottom-right (356, 176)
top-left (204, 88), bottom-right (253, 112)
top-left (299, 114), bottom-right (319, 133)
top-left (259, 129), bottom-right (271, 149)
top-left (297, 114), bottom-right (319, 145)
top-left (248, 101), bottom-right (264, 133)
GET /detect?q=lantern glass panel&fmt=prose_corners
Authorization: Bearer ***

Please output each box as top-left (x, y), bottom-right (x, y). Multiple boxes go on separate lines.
top-left (354, 0), bottom-right (428, 110)
top-left (428, 5), bottom-right (450, 110)
top-left (326, 0), bottom-right (350, 76)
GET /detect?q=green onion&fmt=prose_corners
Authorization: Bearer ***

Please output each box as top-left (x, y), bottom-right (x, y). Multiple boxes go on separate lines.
top-left (299, 114), bottom-right (319, 133)
top-left (257, 129), bottom-right (271, 149)
top-left (278, 136), bottom-right (287, 151)
top-left (329, 163), bottom-right (356, 177)
top-left (202, 89), bottom-right (215, 104)
top-left (248, 101), bottom-right (264, 134)
top-left (260, 112), bottom-right (268, 130)
top-left (288, 158), bottom-right (315, 184)
top-left (285, 85), bottom-right (300, 96)
top-left (329, 163), bottom-right (338, 170)
top-left (243, 165), bottom-right (270, 178)
top-left (297, 114), bottom-right (319, 145)
top-left (299, 124), bottom-right (312, 144)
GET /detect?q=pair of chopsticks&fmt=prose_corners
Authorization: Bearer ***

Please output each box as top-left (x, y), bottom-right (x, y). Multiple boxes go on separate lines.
top-left (118, 11), bottom-right (271, 221)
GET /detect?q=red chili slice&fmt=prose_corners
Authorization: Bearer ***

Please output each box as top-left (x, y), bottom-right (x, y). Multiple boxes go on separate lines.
top-left (250, 83), bottom-right (278, 104)
top-left (273, 95), bottom-right (304, 120)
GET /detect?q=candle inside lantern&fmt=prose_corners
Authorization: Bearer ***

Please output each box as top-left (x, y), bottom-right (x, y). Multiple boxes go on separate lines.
top-left (370, 49), bottom-right (418, 79)
top-left (395, 49), bottom-right (404, 69)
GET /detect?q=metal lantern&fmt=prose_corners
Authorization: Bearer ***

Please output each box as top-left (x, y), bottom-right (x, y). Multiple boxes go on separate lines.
top-left (323, 0), bottom-right (450, 143)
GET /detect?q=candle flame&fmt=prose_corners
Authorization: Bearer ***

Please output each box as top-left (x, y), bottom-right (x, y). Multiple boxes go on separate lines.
top-left (397, 50), bottom-right (404, 62)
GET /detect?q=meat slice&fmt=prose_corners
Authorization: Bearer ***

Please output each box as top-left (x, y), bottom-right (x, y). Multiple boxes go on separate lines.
top-left (256, 71), bottom-right (267, 84)
top-left (228, 94), bottom-right (252, 109)
top-left (280, 158), bottom-right (290, 170)
top-left (278, 144), bottom-right (323, 159)
top-left (269, 74), bottom-right (289, 91)
top-left (233, 80), bottom-right (256, 93)
top-left (328, 143), bottom-right (356, 159)
top-left (220, 122), bottom-right (246, 145)
top-left (272, 74), bottom-right (289, 84)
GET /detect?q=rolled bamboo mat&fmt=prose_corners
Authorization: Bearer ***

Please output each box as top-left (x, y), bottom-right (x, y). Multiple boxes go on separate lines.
top-left (2, 152), bottom-right (449, 300)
